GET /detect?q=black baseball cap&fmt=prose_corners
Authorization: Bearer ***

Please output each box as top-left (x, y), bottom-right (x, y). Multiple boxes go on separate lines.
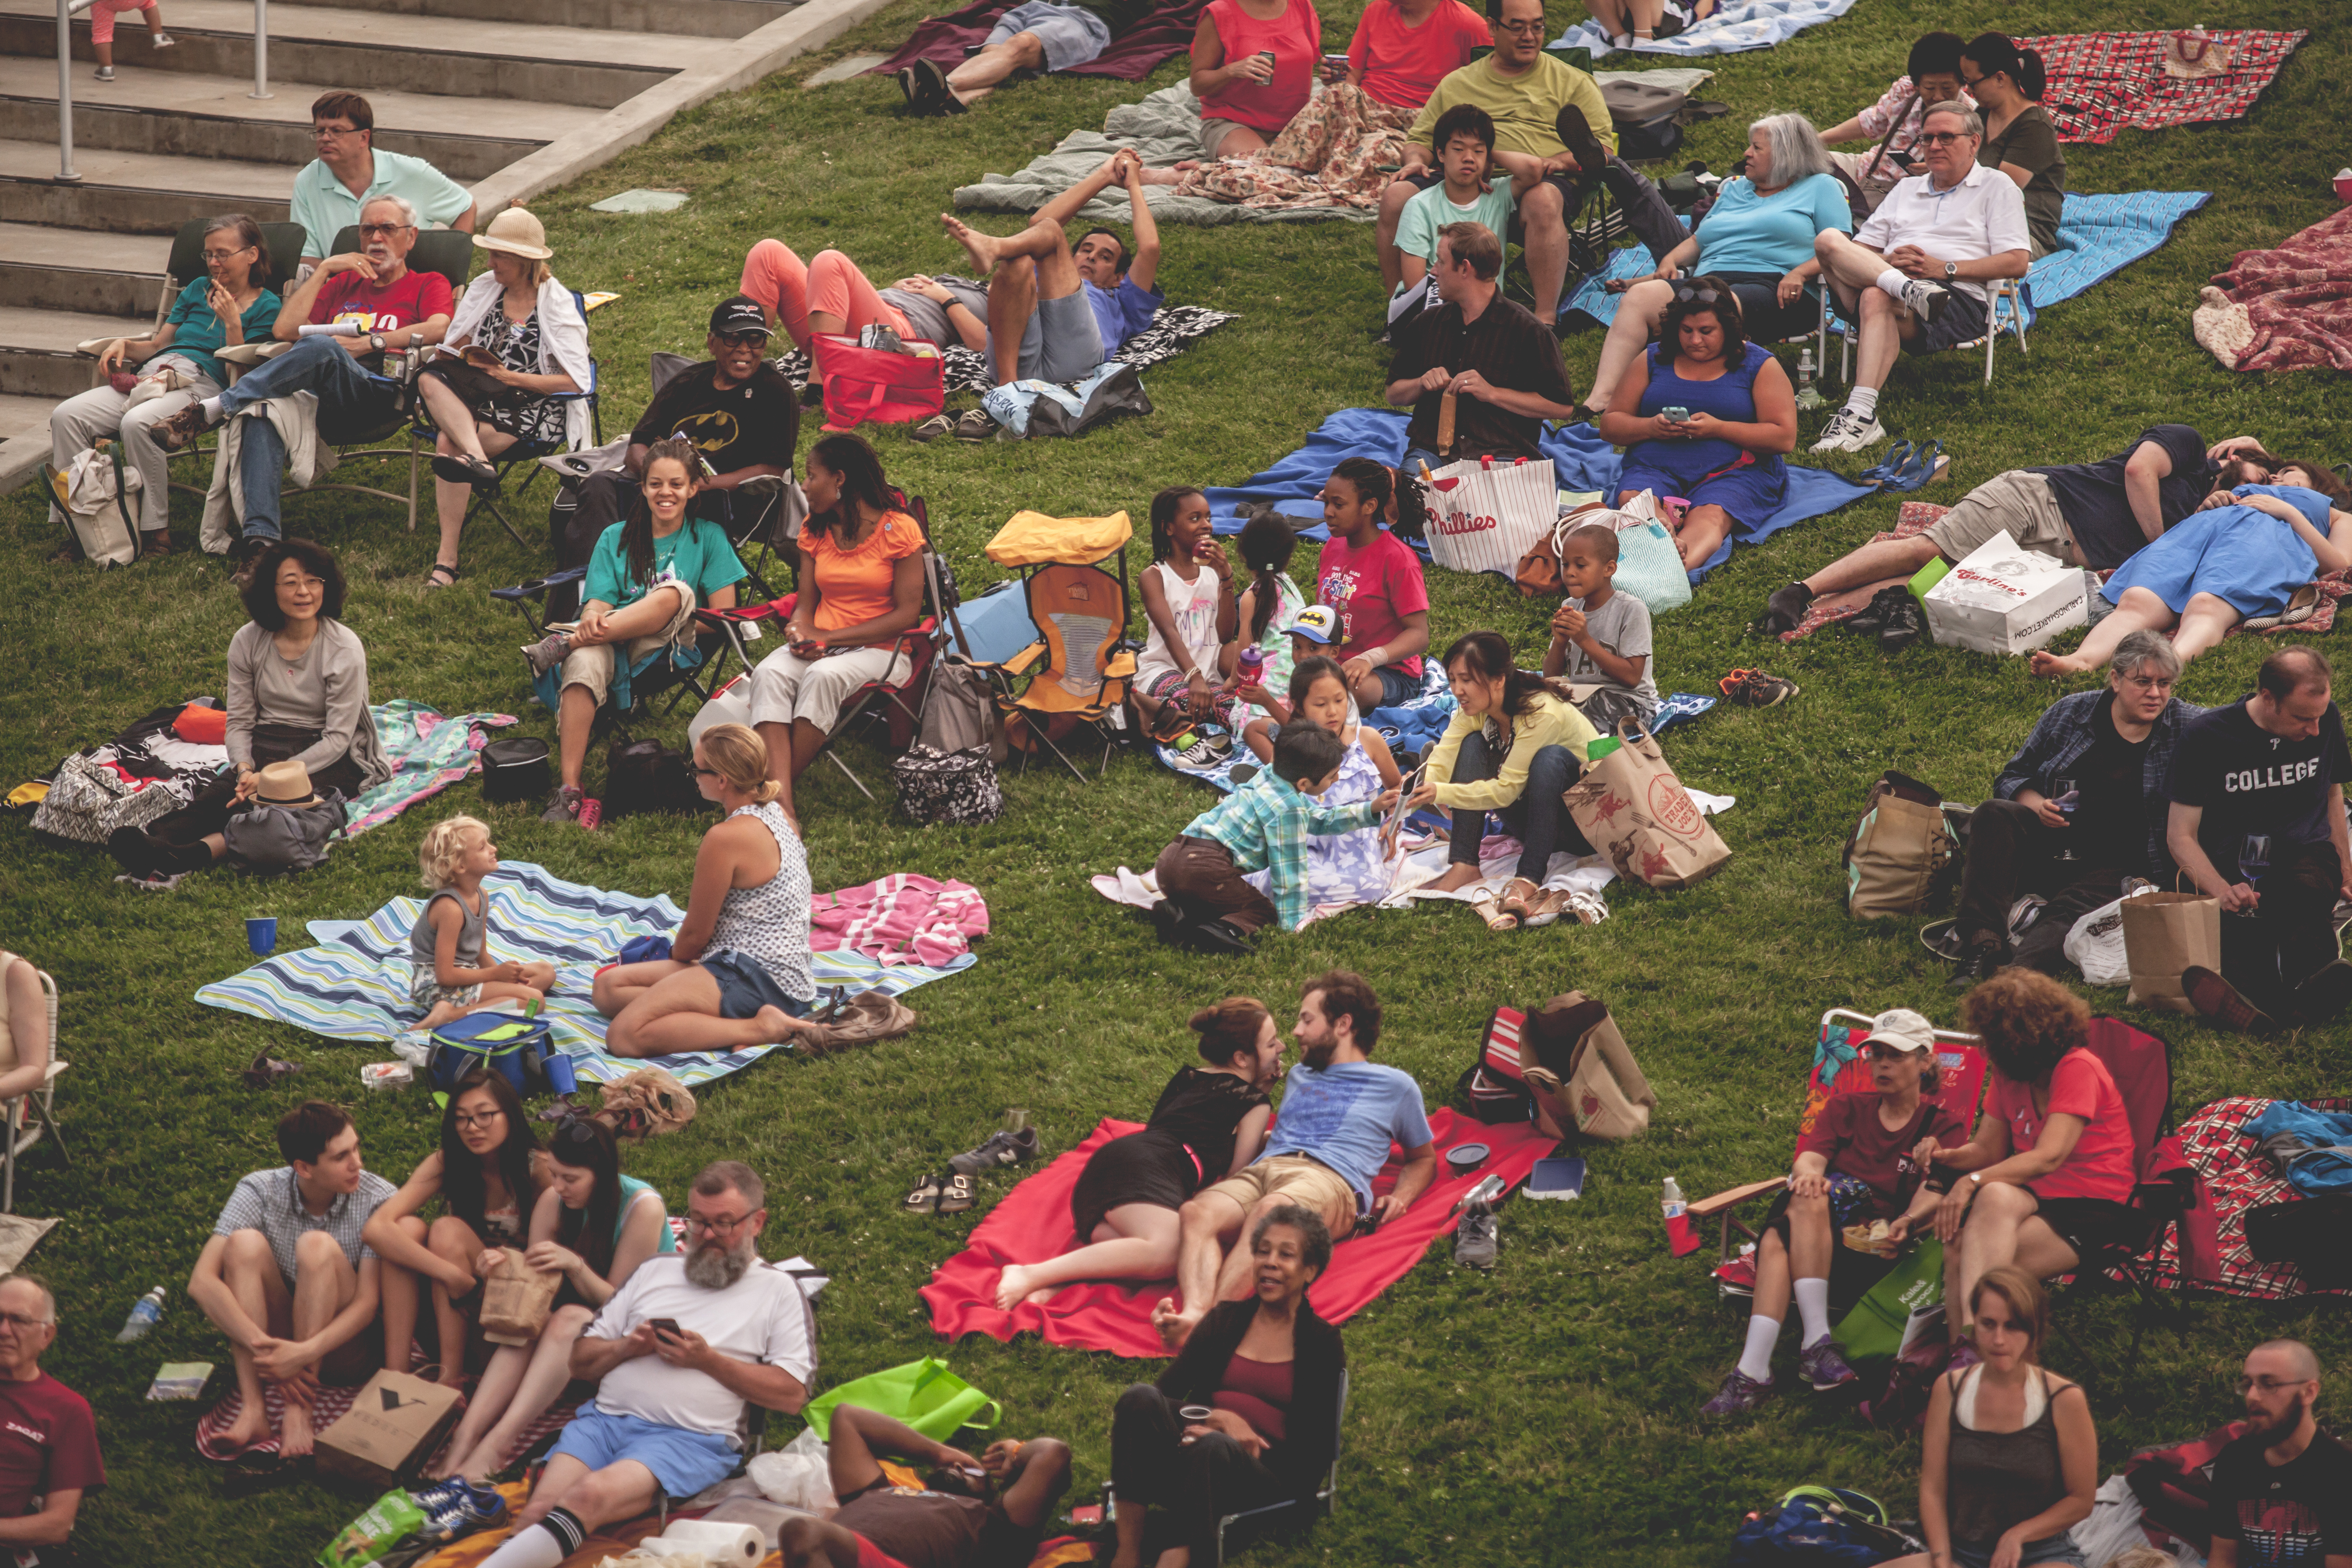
top-left (708, 295), bottom-right (769, 338)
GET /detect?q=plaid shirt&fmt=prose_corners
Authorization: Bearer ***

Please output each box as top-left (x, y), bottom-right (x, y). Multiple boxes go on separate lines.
top-left (1186, 771), bottom-right (1385, 931)
top-left (212, 1166), bottom-right (397, 1284)
top-left (1993, 689), bottom-right (2203, 880)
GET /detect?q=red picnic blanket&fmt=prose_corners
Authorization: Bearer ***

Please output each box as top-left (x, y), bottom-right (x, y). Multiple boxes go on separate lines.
top-left (923, 1109), bottom-right (1555, 1358)
top-left (2024, 30), bottom-right (2308, 145)
top-left (2195, 204), bottom-right (2352, 375)
top-left (875, 0), bottom-right (1205, 83)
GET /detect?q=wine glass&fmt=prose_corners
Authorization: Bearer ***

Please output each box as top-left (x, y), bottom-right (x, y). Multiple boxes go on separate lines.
top-left (2051, 777), bottom-right (2079, 862)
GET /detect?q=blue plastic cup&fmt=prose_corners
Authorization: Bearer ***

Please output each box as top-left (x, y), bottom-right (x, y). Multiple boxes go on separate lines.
top-left (544, 1053), bottom-right (578, 1095)
top-left (245, 917), bottom-right (277, 956)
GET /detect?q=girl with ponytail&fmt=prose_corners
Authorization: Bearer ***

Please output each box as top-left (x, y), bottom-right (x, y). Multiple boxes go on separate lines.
top-left (589, 721), bottom-right (819, 1055)
top-left (1962, 32), bottom-right (2065, 258)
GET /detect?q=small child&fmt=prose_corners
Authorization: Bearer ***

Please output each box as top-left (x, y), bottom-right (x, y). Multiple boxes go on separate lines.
top-left (1133, 485), bottom-right (1237, 743)
top-left (408, 816), bottom-right (557, 1032)
top-left (88, 0), bottom-right (172, 81)
top-left (1152, 722), bottom-right (1399, 952)
top-left (1542, 522), bottom-right (1658, 732)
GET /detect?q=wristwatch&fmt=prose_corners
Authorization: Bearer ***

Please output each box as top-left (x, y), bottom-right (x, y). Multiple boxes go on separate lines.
top-left (1943, 261), bottom-right (1959, 280)
top-left (368, 332), bottom-right (385, 352)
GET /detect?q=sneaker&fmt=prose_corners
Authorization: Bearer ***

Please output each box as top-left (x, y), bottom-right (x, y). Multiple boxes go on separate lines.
top-left (1718, 668), bottom-right (1798, 707)
top-left (1455, 1202), bottom-right (1498, 1271)
top-left (2183, 964), bottom-right (2276, 1035)
top-left (2292, 959), bottom-right (2352, 1025)
top-left (1898, 278), bottom-right (1950, 325)
top-left (1700, 1369), bottom-right (1774, 1418)
top-left (1808, 408), bottom-right (1887, 456)
top-left (953, 407), bottom-right (997, 442)
top-left (94, 64), bottom-right (116, 81)
top-left (540, 784), bottom-right (585, 825)
top-left (520, 631), bottom-right (573, 677)
top-left (949, 1127), bottom-right (1039, 1176)
top-left (1877, 593), bottom-right (1926, 652)
top-left (153, 400), bottom-right (214, 452)
top-left (1949, 938), bottom-right (2005, 990)
top-left (1798, 1336), bottom-right (1859, 1392)
top-left (1759, 580), bottom-right (1815, 635)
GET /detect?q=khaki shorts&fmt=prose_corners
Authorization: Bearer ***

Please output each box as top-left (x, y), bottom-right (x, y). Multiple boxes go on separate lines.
top-left (1924, 470), bottom-right (2078, 565)
top-left (557, 581), bottom-right (701, 705)
top-left (1196, 1155), bottom-right (1358, 1238)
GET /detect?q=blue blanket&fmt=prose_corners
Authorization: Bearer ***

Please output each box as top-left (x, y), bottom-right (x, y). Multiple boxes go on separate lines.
top-left (1568, 192), bottom-right (2212, 333)
top-left (1550, 0), bottom-right (1854, 57)
top-left (1203, 407), bottom-right (1872, 581)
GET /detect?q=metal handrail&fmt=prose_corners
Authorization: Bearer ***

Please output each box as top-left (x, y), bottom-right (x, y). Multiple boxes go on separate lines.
top-left (54, 0), bottom-right (268, 179)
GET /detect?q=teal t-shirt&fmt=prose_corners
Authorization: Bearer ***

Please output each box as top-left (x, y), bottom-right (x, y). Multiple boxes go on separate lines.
top-left (161, 278), bottom-right (283, 388)
top-left (1396, 179), bottom-right (1516, 268)
top-left (1691, 172), bottom-right (1853, 277)
top-left (581, 516), bottom-right (747, 612)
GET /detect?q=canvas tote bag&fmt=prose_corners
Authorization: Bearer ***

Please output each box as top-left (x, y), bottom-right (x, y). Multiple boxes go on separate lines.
top-left (2121, 891), bottom-right (2222, 1013)
top-left (1561, 723), bottom-right (1730, 890)
top-left (1419, 454), bottom-right (1558, 577)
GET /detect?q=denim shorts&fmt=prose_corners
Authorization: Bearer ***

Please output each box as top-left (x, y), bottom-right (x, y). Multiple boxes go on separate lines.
top-left (699, 950), bottom-right (816, 1022)
top-left (547, 1404), bottom-right (741, 1498)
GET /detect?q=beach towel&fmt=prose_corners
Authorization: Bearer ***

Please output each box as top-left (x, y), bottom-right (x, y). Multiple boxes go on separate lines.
top-left (2194, 204), bottom-right (2352, 375)
top-left (810, 874), bottom-right (990, 967)
top-left (875, 0), bottom-right (1204, 84)
top-left (1568, 192), bottom-right (2212, 334)
top-left (2027, 30), bottom-right (2308, 145)
top-left (770, 303), bottom-right (1236, 396)
top-left (922, 1109), bottom-right (1554, 1358)
top-left (344, 702), bottom-right (518, 836)
top-left (2139, 1096), bottom-right (2352, 1299)
top-left (1202, 407), bottom-right (1872, 581)
top-left (193, 861), bottom-right (973, 1088)
top-left (1550, 0), bottom-right (1855, 58)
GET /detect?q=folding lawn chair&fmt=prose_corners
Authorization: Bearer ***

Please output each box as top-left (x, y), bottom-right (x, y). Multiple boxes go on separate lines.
top-left (969, 510), bottom-right (1141, 783)
top-left (1822, 276), bottom-right (2030, 389)
top-left (0, 960), bottom-right (69, 1217)
top-left (1210, 1368), bottom-right (1348, 1567)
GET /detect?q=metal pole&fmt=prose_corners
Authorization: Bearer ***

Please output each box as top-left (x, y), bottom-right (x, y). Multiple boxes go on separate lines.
top-left (249, 0), bottom-right (271, 98)
top-left (55, 0), bottom-right (78, 180)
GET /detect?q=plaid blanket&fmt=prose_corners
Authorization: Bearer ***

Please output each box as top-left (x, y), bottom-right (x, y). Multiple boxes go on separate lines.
top-left (2026, 30), bottom-right (2309, 145)
top-left (193, 861), bottom-right (974, 1088)
top-left (2141, 1096), bottom-right (2352, 1299)
top-left (771, 304), bottom-right (1236, 397)
top-left (2194, 204), bottom-right (2352, 375)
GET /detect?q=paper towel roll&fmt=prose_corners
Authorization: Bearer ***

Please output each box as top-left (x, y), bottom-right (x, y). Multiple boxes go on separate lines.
top-left (640, 1520), bottom-right (764, 1564)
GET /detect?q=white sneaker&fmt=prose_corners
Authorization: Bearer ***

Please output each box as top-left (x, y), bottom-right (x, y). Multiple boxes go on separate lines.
top-left (1809, 409), bottom-right (1887, 455)
top-left (1898, 278), bottom-right (1950, 324)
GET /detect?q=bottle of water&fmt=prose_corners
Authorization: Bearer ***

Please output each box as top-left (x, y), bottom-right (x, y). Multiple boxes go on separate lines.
top-left (1794, 347), bottom-right (1825, 411)
top-left (1661, 1177), bottom-right (1698, 1256)
top-left (115, 1286), bottom-right (167, 1343)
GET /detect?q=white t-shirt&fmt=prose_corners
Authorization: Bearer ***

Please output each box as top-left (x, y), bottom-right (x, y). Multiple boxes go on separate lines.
top-left (586, 1256), bottom-right (816, 1440)
top-left (1854, 162), bottom-right (2030, 303)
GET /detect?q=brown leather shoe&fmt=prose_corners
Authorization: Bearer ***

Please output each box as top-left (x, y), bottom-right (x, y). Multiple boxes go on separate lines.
top-left (2183, 965), bottom-right (2276, 1035)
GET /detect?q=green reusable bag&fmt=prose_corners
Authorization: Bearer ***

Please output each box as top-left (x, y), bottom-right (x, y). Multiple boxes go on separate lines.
top-left (1831, 1237), bottom-right (1944, 1375)
top-left (803, 1357), bottom-right (1001, 1443)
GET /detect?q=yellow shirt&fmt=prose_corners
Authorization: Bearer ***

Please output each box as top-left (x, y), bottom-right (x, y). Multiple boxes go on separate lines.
top-left (1407, 54), bottom-right (1619, 161)
top-left (1425, 691), bottom-right (1600, 811)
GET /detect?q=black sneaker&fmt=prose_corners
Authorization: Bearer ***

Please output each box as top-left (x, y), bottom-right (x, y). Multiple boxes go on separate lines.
top-left (1759, 580), bottom-right (1815, 635)
top-left (2292, 959), bottom-right (2352, 1025)
top-left (1877, 593), bottom-right (1926, 652)
top-left (1455, 1201), bottom-right (1498, 1271)
top-left (1950, 939), bottom-right (2006, 990)
top-left (950, 1127), bottom-right (1040, 1176)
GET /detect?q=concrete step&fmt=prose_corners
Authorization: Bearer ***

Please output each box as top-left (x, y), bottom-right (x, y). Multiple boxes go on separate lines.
top-left (320, 0), bottom-right (803, 41)
top-left (1, 0), bottom-right (702, 107)
top-left (0, 59), bottom-right (581, 176)
top-left (0, 303), bottom-right (150, 398)
top-left (0, 220), bottom-right (172, 315)
top-left (0, 138), bottom-right (290, 232)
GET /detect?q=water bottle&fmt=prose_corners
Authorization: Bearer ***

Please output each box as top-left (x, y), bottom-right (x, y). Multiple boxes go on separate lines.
top-left (1795, 347), bottom-right (1825, 411)
top-left (1661, 1177), bottom-right (1699, 1257)
top-left (115, 1286), bottom-right (167, 1343)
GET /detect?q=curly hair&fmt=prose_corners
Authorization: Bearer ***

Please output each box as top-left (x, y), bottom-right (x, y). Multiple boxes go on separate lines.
top-left (417, 814), bottom-right (489, 890)
top-left (239, 537), bottom-right (348, 628)
top-left (1189, 996), bottom-right (1271, 1065)
top-left (1960, 968), bottom-right (2088, 1085)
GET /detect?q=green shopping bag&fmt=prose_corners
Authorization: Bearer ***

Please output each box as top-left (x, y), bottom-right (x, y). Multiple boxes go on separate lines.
top-left (1831, 1237), bottom-right (1944, 1375)
top-left (803, 1357), bottom-right (1001, 1443)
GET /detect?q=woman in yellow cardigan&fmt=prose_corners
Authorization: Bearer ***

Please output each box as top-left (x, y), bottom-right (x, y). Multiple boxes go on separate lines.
top-left (1404, 630), bottom-right (1599, 929)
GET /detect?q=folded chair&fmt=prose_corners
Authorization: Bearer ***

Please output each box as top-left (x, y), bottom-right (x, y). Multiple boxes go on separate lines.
top-left (1, 962), bottom-right (70, 1216)
top-left (970, 511), bottom-right (1140, 782)
top-left (1822, 276), bottom-right (2030, 389)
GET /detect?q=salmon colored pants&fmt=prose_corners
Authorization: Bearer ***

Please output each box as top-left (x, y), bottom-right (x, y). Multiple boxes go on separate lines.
top-left (738, 240), bottom-right (913, 365)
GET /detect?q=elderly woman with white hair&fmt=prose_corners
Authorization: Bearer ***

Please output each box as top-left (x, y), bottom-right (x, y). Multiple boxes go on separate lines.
top-left (1580, 112), bottom-right (1851, 417)
top-left (415, 206), bottom-right (588, 588)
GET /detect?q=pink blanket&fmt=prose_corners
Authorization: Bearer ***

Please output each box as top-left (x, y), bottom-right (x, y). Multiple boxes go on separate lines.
top-left (923, 1110), bottom-right (1555, 1359)
top-left (2194, 204), bottom-right (2352, 374)
top-left (810, 874), bottom-right (989, 967)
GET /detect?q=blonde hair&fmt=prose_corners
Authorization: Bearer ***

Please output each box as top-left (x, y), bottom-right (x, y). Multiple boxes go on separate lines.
top-left (697, 723), bottom-right (781, 805)
top-left (418, 815), bottom-right (490, 890)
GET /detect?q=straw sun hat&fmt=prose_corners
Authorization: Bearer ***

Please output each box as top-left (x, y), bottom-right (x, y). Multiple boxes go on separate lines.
top-left (473, 206), bottom-right (553, 261)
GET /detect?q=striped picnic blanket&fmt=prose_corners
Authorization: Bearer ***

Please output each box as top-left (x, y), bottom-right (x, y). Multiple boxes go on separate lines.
top-left (193, 861), bottom-right (976, 1087)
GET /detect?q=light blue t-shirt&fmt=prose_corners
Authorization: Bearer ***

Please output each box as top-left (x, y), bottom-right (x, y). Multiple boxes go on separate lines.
top-left (1258, 1061), bottom-right (1434, 1212)
top-left (1692, 172), bottom-right (1853, 277)
top-left (580, 516), bottom-right (746, 613)
top-left (1396, 179), bottom-right (1516, 268)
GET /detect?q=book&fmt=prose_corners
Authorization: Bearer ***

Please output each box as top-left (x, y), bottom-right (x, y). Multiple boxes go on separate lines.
top-left (147, 1362), bottom-right (213, 1401)
top-left (1527, 1156), bottom-right (1587, 1201)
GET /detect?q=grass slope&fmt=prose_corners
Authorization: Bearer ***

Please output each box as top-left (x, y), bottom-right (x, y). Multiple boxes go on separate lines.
top-left (3, 1), bottom-right (2347, 1563)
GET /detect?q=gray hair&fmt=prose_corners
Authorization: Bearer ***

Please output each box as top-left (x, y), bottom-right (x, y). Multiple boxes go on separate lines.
top-left (360, 193), bottom-right (419, 228)
top-left (2111, 629), bottom-right (2182, 683)
top-left (1749, 113), bottom-right (1832, 184)
top-left (1922, 103), bottom-right (1985, 138)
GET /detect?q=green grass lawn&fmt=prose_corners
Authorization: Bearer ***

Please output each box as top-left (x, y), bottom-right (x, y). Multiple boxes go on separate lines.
top-left (4, 1), bottom-right (2349, 1562)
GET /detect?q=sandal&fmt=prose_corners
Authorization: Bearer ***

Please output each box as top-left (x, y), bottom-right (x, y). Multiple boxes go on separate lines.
top-left (903, 1172), bottom-right (943, 1216)
top-left (1470, 890), bottom-right (1519, 932)
top-left (425, 562), bottom-right (461, 589)
top-left (1498, 877), bottom-right (1542, 921)
top-left (937, 1171), bottom-right (978, 1215)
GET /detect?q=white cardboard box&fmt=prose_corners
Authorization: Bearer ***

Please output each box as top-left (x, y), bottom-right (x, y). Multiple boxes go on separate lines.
top-left (1922, 529), bottom-right (2088, 654)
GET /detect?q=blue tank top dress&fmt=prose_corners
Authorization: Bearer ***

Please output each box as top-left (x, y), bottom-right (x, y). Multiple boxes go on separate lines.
top-left (2101, 483), bottom-right (2335, 619)
top-left (1617, 340), bottom-right (1789, 534)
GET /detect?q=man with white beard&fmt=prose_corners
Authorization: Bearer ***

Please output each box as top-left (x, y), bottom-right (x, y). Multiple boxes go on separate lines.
top-left (474, 1161), bottom-right (813, 1568)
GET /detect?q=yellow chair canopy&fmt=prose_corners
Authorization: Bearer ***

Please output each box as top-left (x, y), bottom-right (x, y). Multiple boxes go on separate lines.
top-left (984, 510), bottom-right (1134, 568)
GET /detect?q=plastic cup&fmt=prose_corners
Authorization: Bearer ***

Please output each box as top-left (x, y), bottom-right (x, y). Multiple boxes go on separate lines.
top-left (544, 1052), bottom-right (579, 1095)
top-left (245, 916), bottom-right (277, 955)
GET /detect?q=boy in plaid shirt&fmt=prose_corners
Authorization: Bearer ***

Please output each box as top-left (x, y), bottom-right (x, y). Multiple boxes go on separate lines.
top-left (1153, 724), bottom-right (1399, 952)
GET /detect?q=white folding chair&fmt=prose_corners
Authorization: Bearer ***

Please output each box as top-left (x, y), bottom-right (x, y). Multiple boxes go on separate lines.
top-left (3, 962), bottom-right (70, 1215)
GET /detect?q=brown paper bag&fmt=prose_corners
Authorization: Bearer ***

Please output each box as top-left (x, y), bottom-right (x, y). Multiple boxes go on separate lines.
top-left (1844, 771), bottom-right (1955, 918)
top-left (1561, 727), bottom-right (1731, 891)
top-left (478, 1248), bottom-right (560, 1347)
top-left (1528, 992), bottom-right (1656, 1140)
top-left (317, 1369), bottom-right (464, 1488)
top-left (2122, 891), bottom-right (2222, 1013)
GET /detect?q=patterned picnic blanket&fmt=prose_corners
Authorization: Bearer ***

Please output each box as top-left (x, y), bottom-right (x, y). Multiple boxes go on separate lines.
top-left (2194, 204), bottom-right (2352, 375)
top-left (771, 304), bottom-right (1236, 397)
top-left (192, 861), bottom-right (976, 1088)
top-left (2025, 30), bottom-right (2309, 145)
top-left (2141, 1096), bottom-right (2352, 1299)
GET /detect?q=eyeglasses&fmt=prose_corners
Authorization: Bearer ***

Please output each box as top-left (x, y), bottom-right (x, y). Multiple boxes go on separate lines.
top-left (713, 330), bottom-right (769, 349)
top-left (687, 1211), bottom-right (758, 1236)
top-left (2236, 1375), bottom-right (2313, 1396)
top-left (2119, 675), bottom-right (2176, 692)
top-left (202, 245), bottom-right (253, 263)
top-left (1493, 17), bottom-right (1546, 32)
top-left (1672, 284), bottom-right (1722, 303)
top-left (1917, 131), bottom-right (1972, 146)
top-left (451, 1111), bottom-right (506, 1131)
top-left (357, 223), bottom-right (412, 239)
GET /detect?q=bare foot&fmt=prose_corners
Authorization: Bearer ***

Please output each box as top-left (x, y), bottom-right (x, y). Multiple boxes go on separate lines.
top-left (278, 1399), bottom-right (316, 1459)
top-left (219, 1400), bottom-right (272, 1455)
top-left (1150, 1295), bottom-right (1200, 1350)
top-left (2027, 648), bottom-right (2083, 678)
top-left (940, 214), bottom-right (1002, 277)
top-left (993, 1265), bottom-right (1035, 1311)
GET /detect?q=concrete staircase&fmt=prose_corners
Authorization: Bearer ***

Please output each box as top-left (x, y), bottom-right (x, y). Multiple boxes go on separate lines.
top-left (0, 0), bottom-right (892, 489)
